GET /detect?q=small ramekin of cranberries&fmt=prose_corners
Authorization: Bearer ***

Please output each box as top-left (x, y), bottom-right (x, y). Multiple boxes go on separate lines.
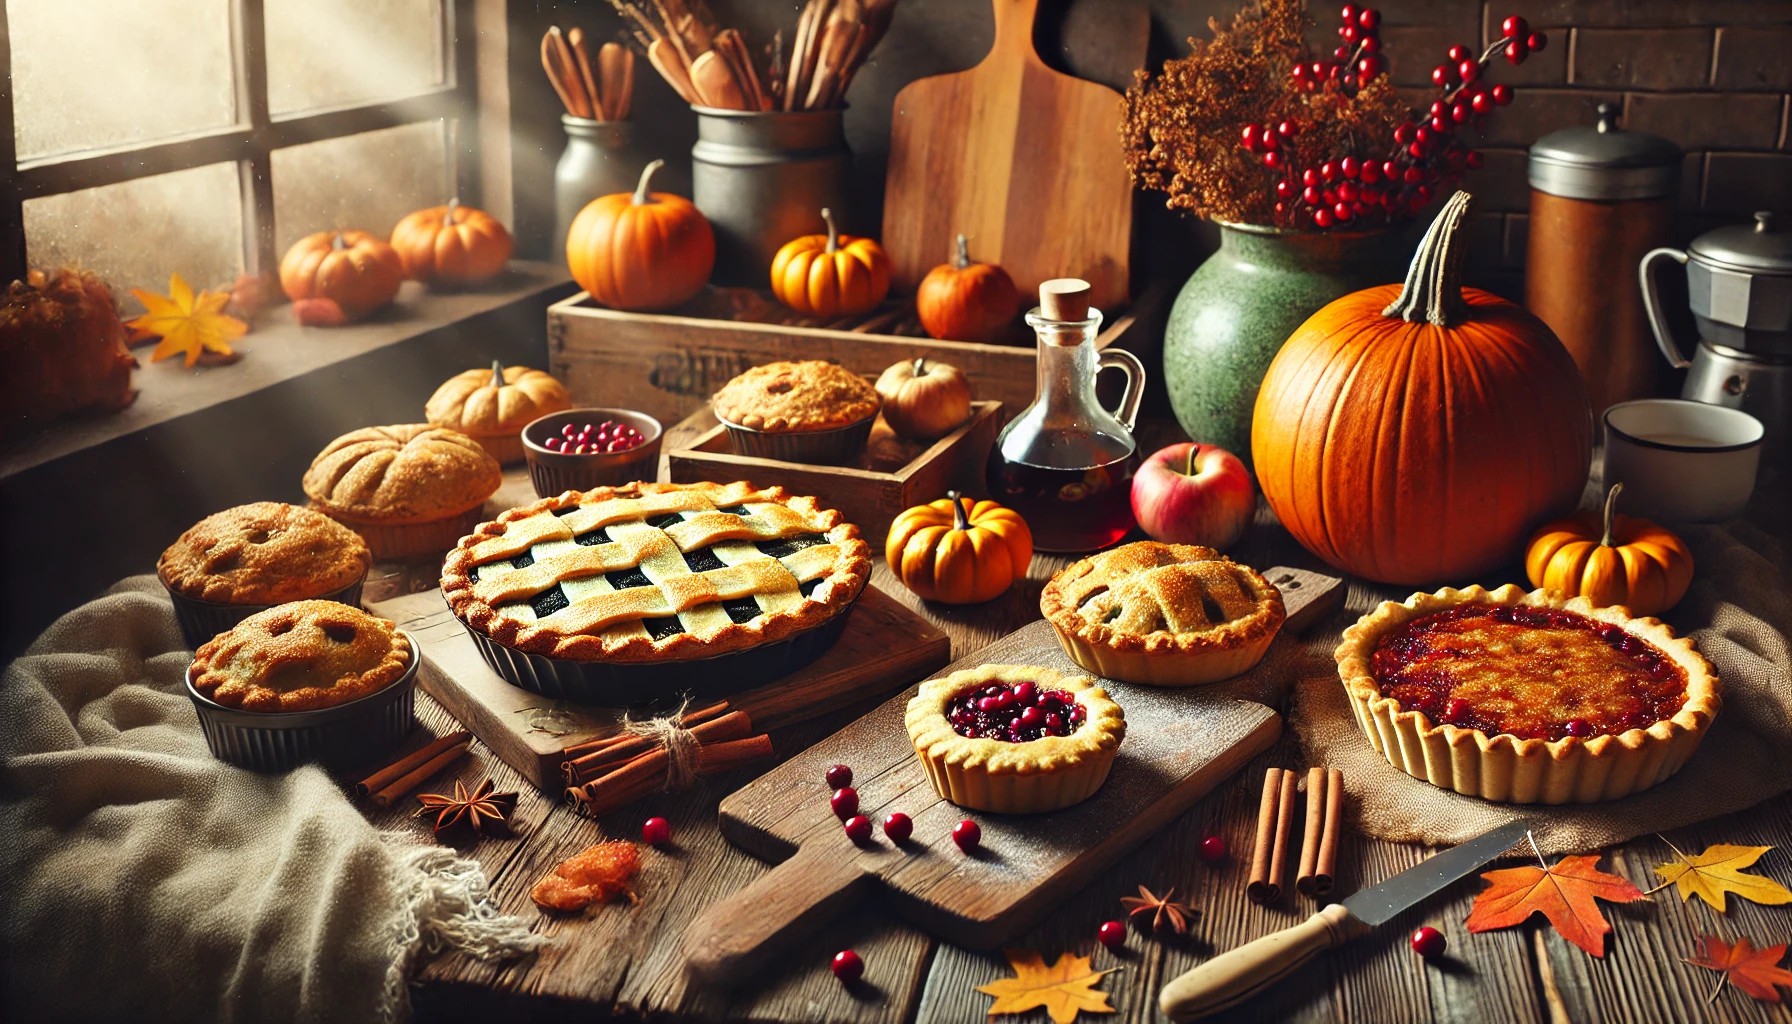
top-left (522, 407), bottom-right (663, 497)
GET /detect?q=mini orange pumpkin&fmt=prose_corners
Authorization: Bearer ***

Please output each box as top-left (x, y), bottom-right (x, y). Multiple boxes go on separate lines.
top-left (1525, 483), bottom-right (1694, 617)
top-left (566, 159), bottom-right (715, 311)
top-left (916, 234), bottom-right (1020, 343)
top-left (770, 208), bottom-right (891, 317)
top-left (279, 230), bottom-right (406, 320)
top-left (875, 357), bottom-right (973, 440)
top-left (886, 491), bottom-right (1032, 605)
top-left (390, 198), bottom-right (514, 286)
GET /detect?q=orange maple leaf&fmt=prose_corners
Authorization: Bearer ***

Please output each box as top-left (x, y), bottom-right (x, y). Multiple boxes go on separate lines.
top-left (976, 949), bottom-right (1115, 1024)
top-left (1686, 935), bottom-right (1792, 1003)
top-left (1464, 853), bottom-right (1646, 957)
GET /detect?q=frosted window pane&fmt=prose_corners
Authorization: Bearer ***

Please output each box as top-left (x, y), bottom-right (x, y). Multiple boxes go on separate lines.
top-left (23, 164), bottom-right (245, 311)
top-left (8, 0), bottom-right (236, 160)
top-left (266, 0), bottom-right (445, 115)
top-left (272, 122), bottom-right (449, 253)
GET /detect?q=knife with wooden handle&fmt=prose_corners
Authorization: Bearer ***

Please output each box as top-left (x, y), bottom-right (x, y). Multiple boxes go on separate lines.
top-left (1159, 820), bottom-right (1530, 1021)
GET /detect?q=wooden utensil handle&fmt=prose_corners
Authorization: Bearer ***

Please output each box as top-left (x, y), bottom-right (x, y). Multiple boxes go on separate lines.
top-left (682, 846), bottom-right (872, 985)
top-left (1158, 904), bottom-right (1367, 1021)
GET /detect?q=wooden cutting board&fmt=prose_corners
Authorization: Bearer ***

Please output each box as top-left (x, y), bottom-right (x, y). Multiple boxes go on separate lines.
top-left (368, 585), bottom-right (951, 790)
top-left (682, 567), bottom-right (1344, 984)
top-left (882, 0), bottom-right (1146, 310)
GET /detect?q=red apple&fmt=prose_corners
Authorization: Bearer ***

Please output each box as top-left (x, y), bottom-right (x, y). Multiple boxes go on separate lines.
top-left (1131, 442), bottom-right (1255, 550)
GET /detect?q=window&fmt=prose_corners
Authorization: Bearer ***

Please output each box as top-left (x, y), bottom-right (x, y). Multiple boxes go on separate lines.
top-left (0, 0), bottom-right (477, 303)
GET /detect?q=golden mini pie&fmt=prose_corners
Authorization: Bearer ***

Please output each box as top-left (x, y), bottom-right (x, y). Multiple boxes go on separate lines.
top-left (425, 361), bottom-right (571, 464)
top-left (906, 664), bottom-right (1125, 814)
top-left (190, 600), bottom-right (413, 713)
top-left (711, 360), bottom-right (879, 432)
top-left (1041, 541), bottom-right (1285, 686)
top-left (303, 424), bottom-right (501, 560)
top-left (158, 501), bottom-right (370, 605)
top-left (1335, 584), bottom-right (1721, 804)
top-left (440, 480), bottom-right (871, 663)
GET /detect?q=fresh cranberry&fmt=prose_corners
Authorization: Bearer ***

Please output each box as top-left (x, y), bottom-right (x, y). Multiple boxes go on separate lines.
top-left (1504, 39), bottom-right (1528, 64)
top-left (883, 812), bottom-right (913, 842)
top-left (1411, 926), bottom-right (1447, 958)
top-left (843, 815), bottom-right (872, 843)
top-left (831, 949), bottom-right (863, 982)
top-left (825, 764), bottom-right (853, 789)
top-left (1097, 920), bottom-right (1126, 950)
top-left (831, 787), bottom-right (859, 819)
top-left (1357, 8), bottom-right (1379, 30)
top-left (952, 819), bottom-right (981, 852)
top-left (1199, 834), bottom-right (1228, 864)
top-left (561, 423), bottom-right (578, 438)
top-left (1431, 64), bottom-right (1453, 87)
top-left (641, 816), bottom-right (672, 846)
top-left (1527, 31), bottom-right (1547, 53)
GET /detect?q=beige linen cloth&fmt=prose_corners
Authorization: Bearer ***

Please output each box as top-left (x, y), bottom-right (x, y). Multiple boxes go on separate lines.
top-left (1289, 518), bottom-right (1792, 855)
top-left (0, 576), bottom-right (545, 1023)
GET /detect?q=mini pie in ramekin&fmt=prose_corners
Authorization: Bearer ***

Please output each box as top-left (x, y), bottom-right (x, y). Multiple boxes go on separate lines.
top-left (905, 664), bottom-right (1125, 814)
top-left (1335, 583), bottom-right (1720, 805)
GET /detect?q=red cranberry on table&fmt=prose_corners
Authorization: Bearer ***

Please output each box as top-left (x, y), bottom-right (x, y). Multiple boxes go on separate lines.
top-left (843, 814), bottom-right (873, 844)
top-left (952, 819), bottom-right (982, 853)
top-left (831, 787), bottom-right (860, 820)
top-left (825, 764), bottom-right (853, 789)
top-left (883, 812), bottom-right (913, 843)
top-left (1411, 926), bottom-right (1447, 959)
top-left (831, 949), bottom-right (864, 983)
top-left (641, 816), bottom-right (672, 847)
top-left (1097, 920), bottom-right (1127, 950)
top-left (1199, 834), bottom-right (1229, 864)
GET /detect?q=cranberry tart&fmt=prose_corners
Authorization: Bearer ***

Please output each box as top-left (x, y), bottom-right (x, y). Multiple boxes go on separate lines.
top-left (1336, 584), bottom-right (1720, 804)
top-left (1041, 541), bottom-right (1285, 686)
top-left (905, 664), bottom-right (1125, 814)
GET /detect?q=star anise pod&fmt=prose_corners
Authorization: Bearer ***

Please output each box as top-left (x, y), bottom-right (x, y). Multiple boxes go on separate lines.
top-left (1120, 884), bottom-right (1198, 935)
top-left (415, 778), bottom-right (517, 841)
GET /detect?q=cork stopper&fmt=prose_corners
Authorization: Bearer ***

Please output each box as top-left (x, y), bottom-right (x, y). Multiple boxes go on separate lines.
top-left (1038, 278), bottom-right (1092, 322)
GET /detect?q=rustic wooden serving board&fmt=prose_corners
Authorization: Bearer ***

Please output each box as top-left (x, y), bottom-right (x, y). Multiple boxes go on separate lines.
top-left (682, 567), bottom-right (1344, 985)
top-left (882, 0), bottom-right (1147, 309)
top-left (368, 585), bottom-right (951, 790)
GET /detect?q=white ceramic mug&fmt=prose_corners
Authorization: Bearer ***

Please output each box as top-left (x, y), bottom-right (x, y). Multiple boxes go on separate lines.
top-left (1603, 399), bottom-right (1763, 522)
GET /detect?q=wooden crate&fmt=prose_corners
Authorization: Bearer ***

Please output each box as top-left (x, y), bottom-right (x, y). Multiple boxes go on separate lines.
top-left (666, 401), bottom-right (1003, 545)
top-left (547, 286), bottom-right (1140, 428)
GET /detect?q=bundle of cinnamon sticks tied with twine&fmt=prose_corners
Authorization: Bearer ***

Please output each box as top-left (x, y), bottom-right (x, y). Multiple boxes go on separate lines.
top-left (1247, 767), bottom-right (1347, 904)
top-left (563, 699), bottom-right (773, 817)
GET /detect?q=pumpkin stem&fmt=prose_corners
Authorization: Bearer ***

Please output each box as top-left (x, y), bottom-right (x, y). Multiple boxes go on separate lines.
top-left (952, 233), bottom-right (971, 269)
top-left (1184, 444), bottom-right (1200, 478)
top-left (948, 490), bottom-right (971, 531)
top-left (821, 208), bottom-right (840, 254)
top-left (1382, 190), bottom-right (1473, 328)
top-left (632, 159), bottom-right (664, 206)
top-left (490, 359), bottom-right (505, 388)
top-left (1600, 482), bottom-right (1624, 547)
top-left (331, 232), bottom-right (346, 252)
top-left (912, 357), bottom-right (926, 376)
top-left (445, 197), bottom-right (461, 226)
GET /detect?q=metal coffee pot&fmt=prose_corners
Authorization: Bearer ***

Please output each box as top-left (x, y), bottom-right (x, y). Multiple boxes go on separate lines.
top-left (1641, 211), bottom-right (1792, 465)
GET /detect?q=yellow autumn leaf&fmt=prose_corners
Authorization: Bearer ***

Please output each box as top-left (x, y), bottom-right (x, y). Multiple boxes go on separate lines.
top-left (1655, 844), bottom-right (1792, 912)
top-left (128, 272), bottom-right (248, 368)
top-left (976, 948), bottom-right (1116, 1024)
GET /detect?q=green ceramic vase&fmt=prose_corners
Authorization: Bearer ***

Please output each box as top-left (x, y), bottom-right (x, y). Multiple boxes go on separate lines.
top-left (1163, 223), bottom-right (1410, 466)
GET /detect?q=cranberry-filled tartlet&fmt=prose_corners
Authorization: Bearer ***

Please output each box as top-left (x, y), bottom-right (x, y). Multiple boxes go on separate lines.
top-left (1335, 584), bottom-right (1719, 804)
top-left (905, 664), bottom-right (1125, 814)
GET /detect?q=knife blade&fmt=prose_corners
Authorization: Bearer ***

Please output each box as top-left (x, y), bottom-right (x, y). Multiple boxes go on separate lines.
top-left (1159, 819), bottom-right (1530, 1022)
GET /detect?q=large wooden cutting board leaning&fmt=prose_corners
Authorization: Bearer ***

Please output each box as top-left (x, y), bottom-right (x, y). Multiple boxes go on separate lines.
top-left (681, 568), bottom-right (1345, 985)
top-left (368, 586), bottom-right (950, 790)
top-left (881, 0), bottom-right (1146, 310)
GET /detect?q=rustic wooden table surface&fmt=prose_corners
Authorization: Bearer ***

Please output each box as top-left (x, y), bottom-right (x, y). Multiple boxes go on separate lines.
top-left (364, 417), bottom-right (1792, 1024)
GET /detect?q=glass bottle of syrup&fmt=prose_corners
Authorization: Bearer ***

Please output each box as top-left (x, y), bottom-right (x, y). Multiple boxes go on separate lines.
top-left (985, 279), bottom-right (1146, 553)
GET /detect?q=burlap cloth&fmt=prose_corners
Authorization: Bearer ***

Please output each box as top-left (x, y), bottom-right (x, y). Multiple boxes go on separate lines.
top-left (1284, 516), bottom-right (1791, 856)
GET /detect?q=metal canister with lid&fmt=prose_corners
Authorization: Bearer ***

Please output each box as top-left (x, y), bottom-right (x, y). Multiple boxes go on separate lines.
top-left (1527, 103), bottom-right (1681, 416)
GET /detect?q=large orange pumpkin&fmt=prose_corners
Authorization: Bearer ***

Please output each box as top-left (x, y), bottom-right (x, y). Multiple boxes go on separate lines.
top-left (566, 159), bottom-right (714, 311)
top-left (885, 491), bottom-right (1032, 605)
top-left (916, 234), bottom-right (1020, 343)
top-left (278, 230), bottom-right (406, 320)
top-left (1251, 191), bottom-right (1592, 585)
top-left (770, 208), bottom-right (891, 317)
top-left (389, 198), bottom-right (513, 286)
top-left (1524, 483), bottom-right (1694, 616)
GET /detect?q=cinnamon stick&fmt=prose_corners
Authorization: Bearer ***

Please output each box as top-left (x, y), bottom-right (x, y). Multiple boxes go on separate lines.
top-left (1312, 768), bottom-right (1345, 897)
top-left (368, 740), bottom-right (472, 808)
top-left (562, 710), bottom-right (754, 785)
top-left (1246, 768), bottom-right (1286, 904)
top-left (560, 700), bottom-right (731, 759)
top-left (356, 730), bottom-right (471, 797)
top-left (1295, 767), bottom-right (1328, 896)
top-left (569, 735), bottom-right (775, 817)
top-left (694, 734), bottom-right (774, 773)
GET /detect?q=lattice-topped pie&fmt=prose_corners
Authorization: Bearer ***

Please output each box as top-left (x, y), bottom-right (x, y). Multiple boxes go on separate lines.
top-left (1336, 584), bottom-right (1720, 804)
top-left (441, 481), bottom-right (871, 664)
top-left (1041, 541), bottom-right (1286, 686)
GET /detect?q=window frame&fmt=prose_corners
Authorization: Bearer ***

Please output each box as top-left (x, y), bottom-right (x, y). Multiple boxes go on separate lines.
top-left (0, 0), bottom-right (480, 283)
